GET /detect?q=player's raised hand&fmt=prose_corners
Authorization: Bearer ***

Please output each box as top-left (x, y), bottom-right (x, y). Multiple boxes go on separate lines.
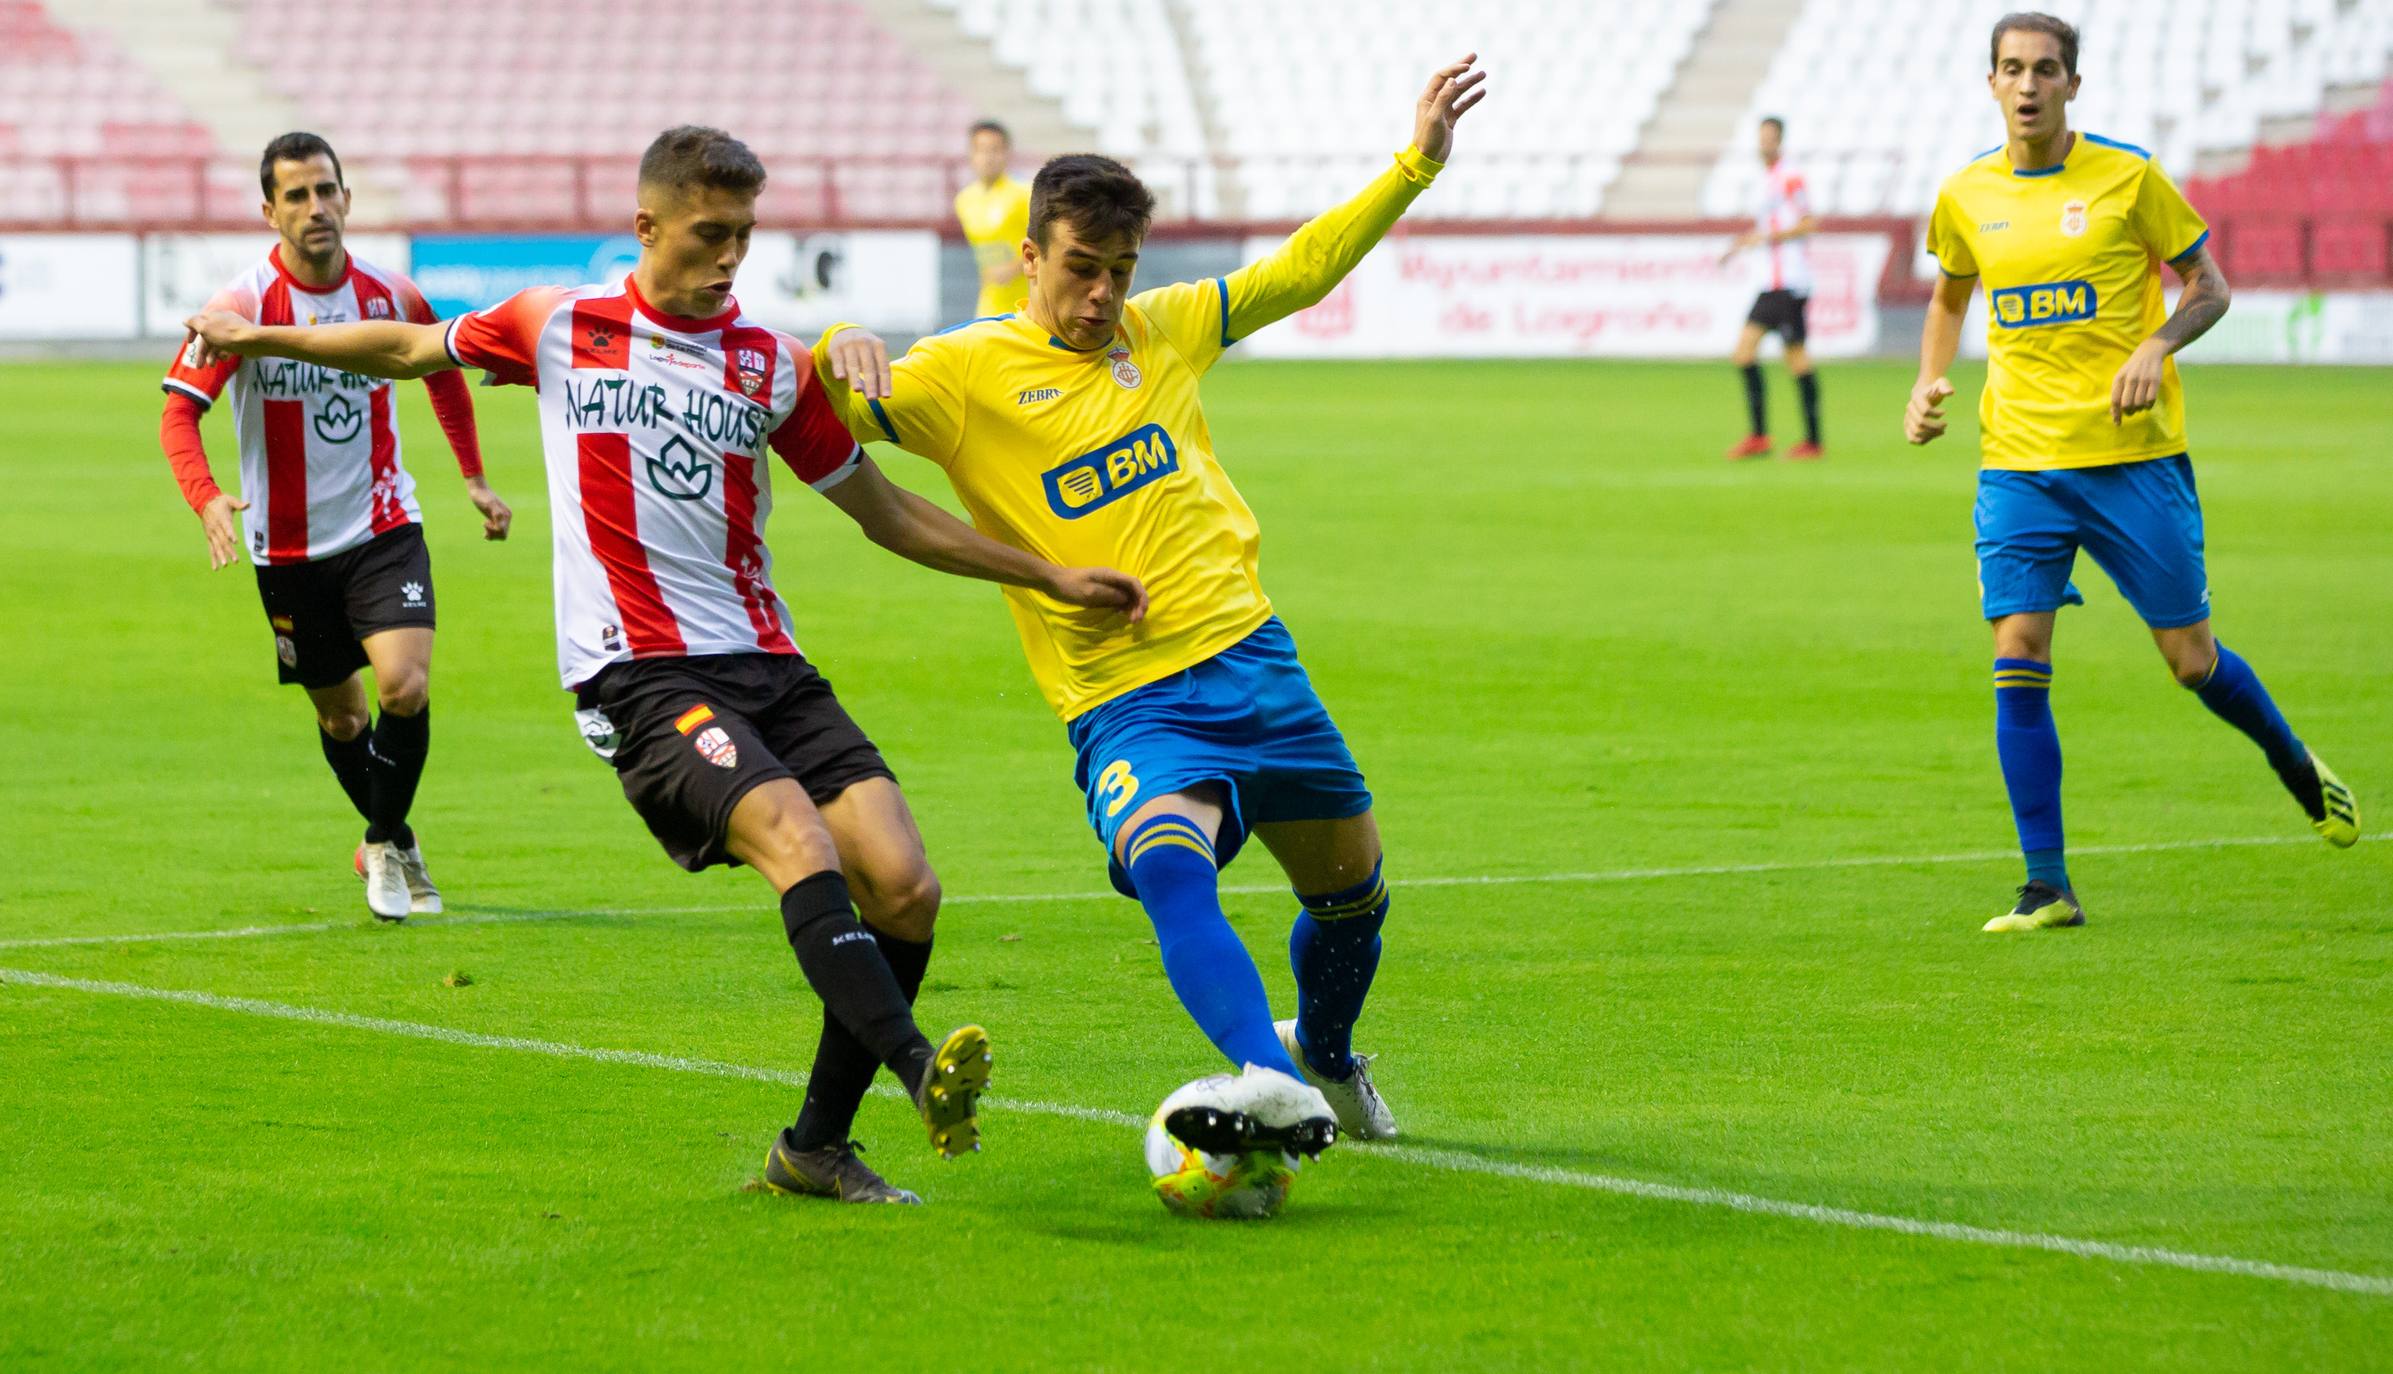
top-left (182, 311), bottom-right (261, 368)
top-left (198, 492), bottom-right (248, 570)
top-left (825, 328), bottom-right (892, 401)
top-left (1906, 376), bottom-right (1956, 445)
top-left (1049, 566), bottom-right (1149, 626)
top-left (1413, 54), bottom-right (1488, 163)
top-left (2110, 339), bottom-right (2168, 425)
top-left (465, 477), bottom-right (513, 541)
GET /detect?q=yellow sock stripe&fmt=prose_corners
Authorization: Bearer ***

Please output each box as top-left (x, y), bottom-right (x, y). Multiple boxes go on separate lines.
top-left (1126, 832), bottom-right (1215, 866)
top-left (1306, 878), bottom-right (1389, 918)
top-left (1992, 675), bottom-right (2052, 688)
top-left (1125, 818), bottom-right (1212, 852)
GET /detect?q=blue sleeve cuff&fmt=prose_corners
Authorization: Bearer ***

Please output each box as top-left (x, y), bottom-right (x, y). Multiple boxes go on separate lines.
top-left (2167, 229), bottom-right (2212, 266)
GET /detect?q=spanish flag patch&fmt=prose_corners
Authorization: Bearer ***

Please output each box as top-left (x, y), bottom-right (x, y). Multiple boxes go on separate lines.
top-left (673, 704), bottom-right (716, 735)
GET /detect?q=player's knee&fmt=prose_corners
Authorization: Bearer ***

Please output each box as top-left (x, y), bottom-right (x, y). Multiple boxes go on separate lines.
top-left (317, 707), bottom-right (369, 741)
top-left (376, 671), bottom-right (429, 717)
top-left (2168, 653), bottom-right (2214, 689)
top-left (868, 868), bottom-right (942, 942)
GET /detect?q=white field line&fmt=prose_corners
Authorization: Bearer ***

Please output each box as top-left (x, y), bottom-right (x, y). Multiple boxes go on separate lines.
top-left (0, 828), bottom-right (2378, 954)
top-left (2, 965), bottom-right (2387, 1299)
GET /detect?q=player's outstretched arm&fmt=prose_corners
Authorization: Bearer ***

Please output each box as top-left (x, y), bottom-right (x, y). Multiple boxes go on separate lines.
top-left (821, 456), bottom-right (1147, 623)
top-left (1210, 55), bottom-right (1486, 340)
top-left (2110, 246), bottom-right (2230, 424)
top-left (1907, 271), bottom-right (1975, 446)
top-left (182, 311), bottom-right (457, 380)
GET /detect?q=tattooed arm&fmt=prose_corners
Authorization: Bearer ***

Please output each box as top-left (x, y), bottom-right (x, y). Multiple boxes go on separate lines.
top-left (2111, 245), bottom-right (2231, 424)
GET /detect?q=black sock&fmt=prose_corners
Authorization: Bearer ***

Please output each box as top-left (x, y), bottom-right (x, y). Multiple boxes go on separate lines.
top-left (1796, 370), bottom-right (1821, 445)
top-left (363, 707), bottom-right (428, 848)
top-left (1740, 363), bottom-right (1767, 435)
top-left (790, 929), bottom-right (933, 1150)
top-left (780, 873), bottom-right (933, 1098)
top-left (319, 725), bottom-right (374, 823)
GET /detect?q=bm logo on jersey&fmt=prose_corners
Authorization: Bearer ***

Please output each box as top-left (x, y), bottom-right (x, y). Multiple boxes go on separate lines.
top-left (1043, 424), bottom-right (1178, 519)
top-left (1991, 280), bottom-right (2097, 329)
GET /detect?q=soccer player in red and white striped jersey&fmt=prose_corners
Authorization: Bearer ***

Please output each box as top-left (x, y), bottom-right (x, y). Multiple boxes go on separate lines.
top-left (160, 133), bottom-right (513, 921)
top-left (1721, 116), bottom-right (1825, 461)
top-left (183, 126), bottom-right (1147, 1200)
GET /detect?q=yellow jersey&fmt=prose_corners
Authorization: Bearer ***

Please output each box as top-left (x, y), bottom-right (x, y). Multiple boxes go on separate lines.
top-left (821, 146), bottom-right (1445, 720)
top-left (953, 174), bottom-right (1032, 319)
top-left (1925, 133), bottom-right (2211, 471)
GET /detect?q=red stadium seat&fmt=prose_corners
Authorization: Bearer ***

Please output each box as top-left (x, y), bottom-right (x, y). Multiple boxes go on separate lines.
top-left (2309, 216), bottom-right (2390, 282)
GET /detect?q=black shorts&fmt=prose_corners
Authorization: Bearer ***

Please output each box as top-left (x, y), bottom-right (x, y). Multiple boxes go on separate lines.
top-left (576, 653), bottom-right (895, 872)
top-left (252, 524), bottom-right (436, 689)
top-left (1746, 289), bottom-right (1810, 345)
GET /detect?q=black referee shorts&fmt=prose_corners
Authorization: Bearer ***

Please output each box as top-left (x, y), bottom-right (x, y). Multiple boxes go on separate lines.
top-left (1746, 289), bottom-right (1811, 345)
top-left (575, 653), bottom-right (895, 871)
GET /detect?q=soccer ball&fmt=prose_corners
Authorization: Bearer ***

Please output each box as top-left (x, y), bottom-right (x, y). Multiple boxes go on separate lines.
top-left (1143, 1067), bottom-right (1330, 1220)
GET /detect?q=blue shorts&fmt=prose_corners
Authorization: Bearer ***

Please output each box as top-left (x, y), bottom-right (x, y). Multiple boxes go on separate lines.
top-left (1974, 455), bottom-right (2211, 629)
top-left (1067, 617), bottom-right (1373, 896)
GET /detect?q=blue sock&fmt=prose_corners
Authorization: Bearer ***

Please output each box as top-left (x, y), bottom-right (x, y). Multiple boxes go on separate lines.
top-left (1994, 659), bottom-right (2068, 891)
top-left (1289, 862), bottom-right (1389, 1081)
top-left (2192, 644), bottom-right (2308, 776)
top-left (1123, 816), bottom-right (1302, 1078)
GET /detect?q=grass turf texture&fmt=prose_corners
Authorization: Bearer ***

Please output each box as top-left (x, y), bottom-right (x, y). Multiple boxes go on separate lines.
top-left (1, 358), bottom-right (2388, 1371)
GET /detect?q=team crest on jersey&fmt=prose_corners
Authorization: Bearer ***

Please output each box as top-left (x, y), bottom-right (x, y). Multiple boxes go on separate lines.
top-left (275, 634), bottom-right (298, 667)
top-left (693, 726), bottom-right (739, 769)
top-left (733, 346), bottom-right (770, 399)
top-left (2059, 199), bottom-right (2089, 238)
top-left (1107, 346), bottom-right (1141, 390)
top-left (365, 297), bottom-right (391, 320)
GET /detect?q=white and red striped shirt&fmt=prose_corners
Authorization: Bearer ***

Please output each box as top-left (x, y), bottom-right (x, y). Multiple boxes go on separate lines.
top-left (1750, 160), bottom-right (1815, 296)
top-left (163, 247), bottom-right (458, 564)
top-left (445, 277), bottom-right (862, 689)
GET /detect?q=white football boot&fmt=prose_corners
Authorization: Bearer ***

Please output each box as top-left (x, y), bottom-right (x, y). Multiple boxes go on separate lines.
top-left (356, 840), bottom-right (412, 922)
top-left (1276, 1019), bottom-right (1398, 1141)
top-left (394, 843), bottom-right (443, 915)
top-left (1165, 1064), bottom-right (1339, 1160)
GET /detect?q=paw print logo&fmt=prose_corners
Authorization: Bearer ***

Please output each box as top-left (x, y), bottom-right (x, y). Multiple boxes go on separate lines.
top-left (586, 325), bottom-right (616, 352)
top-left (401, 580), bottom-right (425, 606)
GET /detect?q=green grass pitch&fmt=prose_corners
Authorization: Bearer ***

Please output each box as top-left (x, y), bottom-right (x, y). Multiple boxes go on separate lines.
top-left (1, 356), bottom-right (2388, 1371)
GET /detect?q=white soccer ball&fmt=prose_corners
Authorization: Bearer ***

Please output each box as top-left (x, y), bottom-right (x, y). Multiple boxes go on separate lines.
top-left (1143, 1068), bottom-right (1322, 1220)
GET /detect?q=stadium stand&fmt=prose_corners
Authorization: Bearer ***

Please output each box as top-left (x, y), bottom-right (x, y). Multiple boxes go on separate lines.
top-left (0, 0), bottom-right (225, 223)
top-left (942, 0), bottom-right (1716, 219)
top-left (1702, 0), bottom-right (2393, 219)
top-left (222, 0), bottom-right (981, 223)
top-left (0, 0), bottom-right (2386, 290)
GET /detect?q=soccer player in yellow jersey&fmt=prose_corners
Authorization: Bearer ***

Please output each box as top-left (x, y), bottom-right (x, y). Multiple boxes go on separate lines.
top-left (1907, 13), bottom-right (2359, 933)
top-left (954, 120), bottom-right (1032, 320)
top-left (813, 57), bottom-right (1488, 1141)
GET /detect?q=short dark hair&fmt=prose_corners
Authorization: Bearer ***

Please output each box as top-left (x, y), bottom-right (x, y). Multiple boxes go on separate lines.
top-left (259, 131), bottom-right (342, 200)
top-left (969, 119), bottom-right (1011, 145)
top-left (1759, 115), bottom-right (1785, 135)
top-left (638, 125), bottom-right (767, 201)
top-left (1991, 11), bottom-right (2079, 76)
top-left (1028, 154), bottom-right (1155, 248)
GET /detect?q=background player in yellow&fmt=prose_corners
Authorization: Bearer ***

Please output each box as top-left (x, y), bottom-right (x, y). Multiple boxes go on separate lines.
top-left (815, 56), bottom-right (1490, 1145)
top-left (1905, 12), bottom-right (2358, 934)
top-left (954, 119), bottom-right (1031, 320)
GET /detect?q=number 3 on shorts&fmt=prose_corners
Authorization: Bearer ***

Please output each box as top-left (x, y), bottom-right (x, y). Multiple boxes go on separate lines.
top-left (1097, 759), bottom-right (1141, 819)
